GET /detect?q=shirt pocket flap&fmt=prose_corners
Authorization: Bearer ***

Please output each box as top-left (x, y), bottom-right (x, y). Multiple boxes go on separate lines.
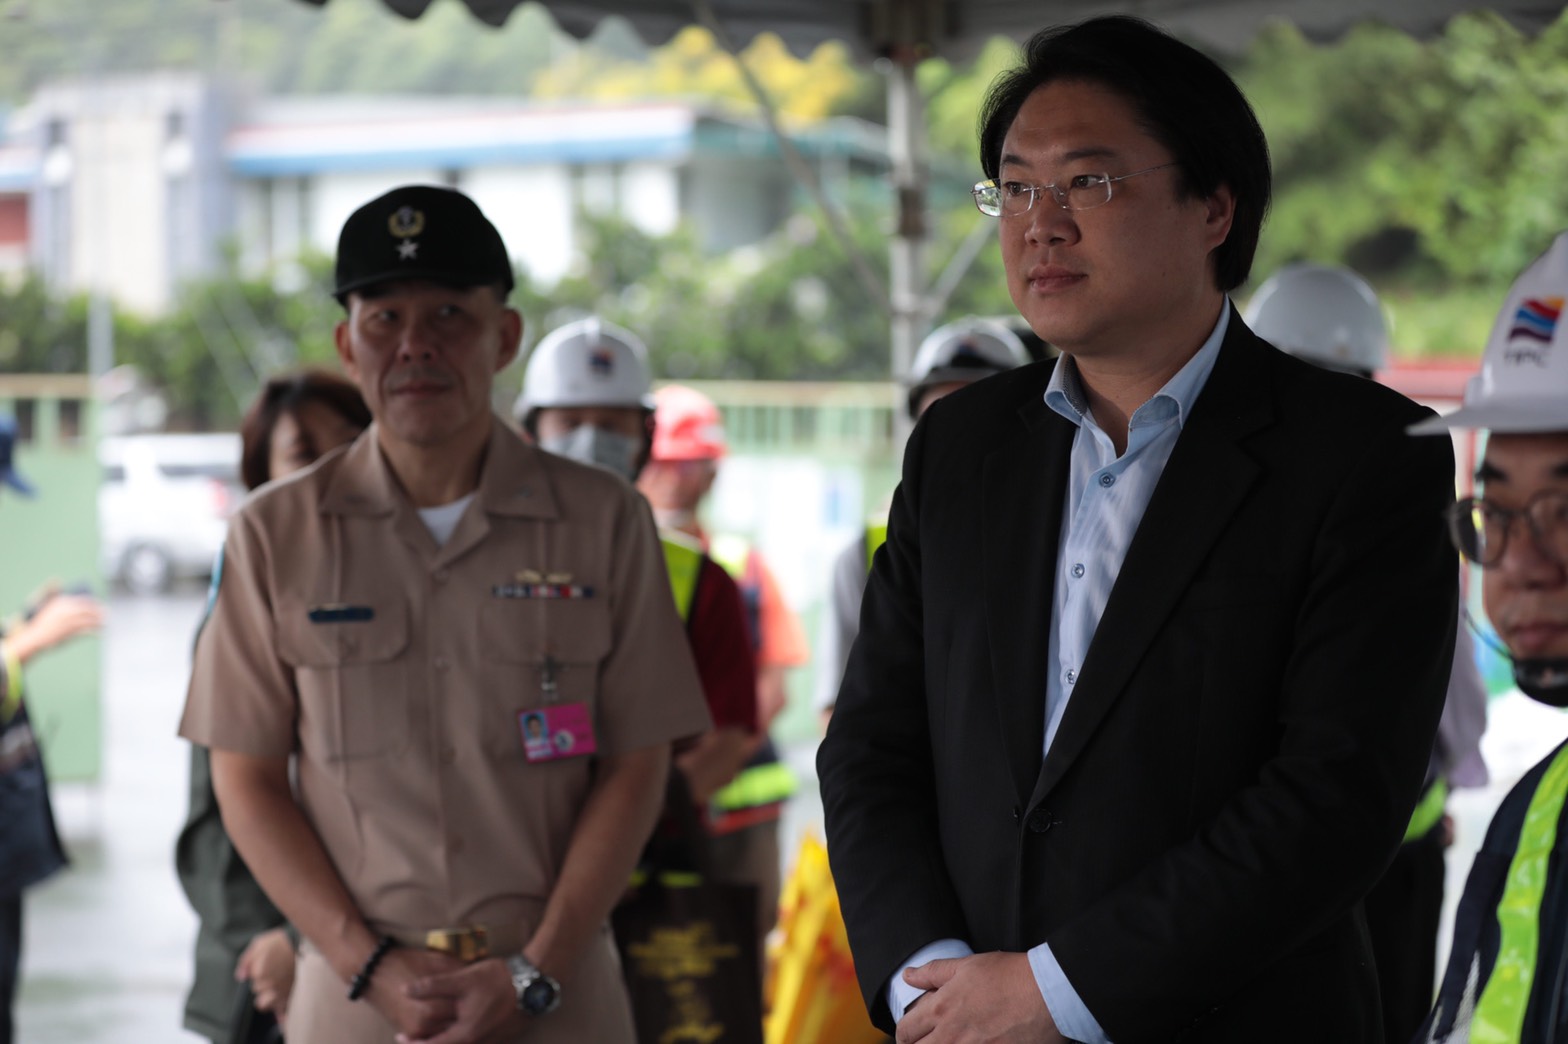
top-left (276, 599), bottom-right (409, 667)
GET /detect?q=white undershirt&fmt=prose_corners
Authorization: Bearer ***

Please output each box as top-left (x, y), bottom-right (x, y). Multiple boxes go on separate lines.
top-left (417, 493), bottom-right (475, 545)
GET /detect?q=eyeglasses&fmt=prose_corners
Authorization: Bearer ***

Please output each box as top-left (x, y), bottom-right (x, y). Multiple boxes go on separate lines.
top-left (1446, 491), bottom-right (1568, 568)
top-left (971, 163), bottom-right (1178, 217)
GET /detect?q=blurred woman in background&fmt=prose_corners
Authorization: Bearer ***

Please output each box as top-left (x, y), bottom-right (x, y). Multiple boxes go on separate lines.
top-left (175, 370), bottom-right (370, 1043)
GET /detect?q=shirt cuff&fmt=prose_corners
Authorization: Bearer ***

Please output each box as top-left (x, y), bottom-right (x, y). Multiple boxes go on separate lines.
top-left (1028, 942), bottom-right (1110, 1044)
top-left (886, 938), bottom-right (974, 1024)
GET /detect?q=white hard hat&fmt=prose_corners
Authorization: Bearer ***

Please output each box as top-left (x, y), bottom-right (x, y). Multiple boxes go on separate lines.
top-left (906, 317), bottom-right (1031, 418)
top-left (1243, 263), bottom-right (1388, 374)
top-left (1411, 231), bottom-right (1568, 435)
top-left (514, 317), bottom-right (654, 424)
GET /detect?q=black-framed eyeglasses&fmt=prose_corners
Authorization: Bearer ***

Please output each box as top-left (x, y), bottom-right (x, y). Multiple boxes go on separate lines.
top-left (1446, 490), bottom-right (1568, 568)
top-left (971, 163), bottom-right (1178, 217)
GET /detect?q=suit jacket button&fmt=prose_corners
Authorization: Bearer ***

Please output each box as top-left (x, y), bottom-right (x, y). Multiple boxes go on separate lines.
top-left (1026, 808), bottom-right (1053, 834)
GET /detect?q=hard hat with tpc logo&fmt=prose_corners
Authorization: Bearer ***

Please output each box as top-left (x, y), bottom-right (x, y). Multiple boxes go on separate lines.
top-left (513, 317), bottom-right (655, 431)
top-left (1410, 231), bottom-right (1568, 435)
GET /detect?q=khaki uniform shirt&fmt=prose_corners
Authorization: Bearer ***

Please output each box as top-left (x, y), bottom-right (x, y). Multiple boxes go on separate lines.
top-left (179, 416), bottom-right (710, 939)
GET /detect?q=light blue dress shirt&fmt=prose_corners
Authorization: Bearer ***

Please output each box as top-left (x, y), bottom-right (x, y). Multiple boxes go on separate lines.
top-left (887, 305), bottom-right (1229, 1043)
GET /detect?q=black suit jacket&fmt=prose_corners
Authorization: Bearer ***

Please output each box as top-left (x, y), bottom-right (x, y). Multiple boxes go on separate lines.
top-left (817, 309), bottom-right (1458, 1042)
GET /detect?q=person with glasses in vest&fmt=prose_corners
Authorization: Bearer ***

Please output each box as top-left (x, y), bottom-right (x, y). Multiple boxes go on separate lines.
top-left (814, 317), bottom-right (1032, 725)
top-left (513, 318), bottom-right (759, 814)
top-left (1246, 263), bottom-right (1490, 1044)
top-left (638, 385), bottom-right (811, 952)
top-left (1412, 231), bottom-right (1568, 1043)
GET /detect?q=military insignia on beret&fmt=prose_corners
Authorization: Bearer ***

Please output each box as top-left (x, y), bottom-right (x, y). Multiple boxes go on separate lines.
top-left (388, 206), bottom-right (425, 239)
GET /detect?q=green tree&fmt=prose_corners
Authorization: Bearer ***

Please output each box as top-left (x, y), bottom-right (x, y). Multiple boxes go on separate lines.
top-left (531, 26), bottom-right (865, 121)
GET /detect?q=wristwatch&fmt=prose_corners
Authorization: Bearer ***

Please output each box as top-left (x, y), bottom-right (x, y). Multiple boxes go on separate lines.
top-left (505, 954), bottom-right (562, 1016)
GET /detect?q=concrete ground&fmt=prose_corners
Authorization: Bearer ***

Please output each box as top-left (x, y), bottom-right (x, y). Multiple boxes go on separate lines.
top-left (12, 589), bottom-right (1567, 1041)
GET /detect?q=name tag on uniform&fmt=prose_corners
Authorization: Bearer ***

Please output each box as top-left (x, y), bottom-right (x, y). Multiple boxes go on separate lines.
top-left (491, 583), bottom-right (595, 600)
top-left (307, 604), bottom-right (375, 623)
top-left (518, 703), bottom-right (597, 763)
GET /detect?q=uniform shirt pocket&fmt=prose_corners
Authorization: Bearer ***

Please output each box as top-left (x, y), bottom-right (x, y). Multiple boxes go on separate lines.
top-left (478, 599), bottom-right (612, 758)
top-left (276, 598), bottom-right (411, 761)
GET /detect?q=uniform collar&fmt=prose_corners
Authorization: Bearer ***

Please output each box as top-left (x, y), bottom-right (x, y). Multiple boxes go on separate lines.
top-left (321, 415), bottom-right (560, 521)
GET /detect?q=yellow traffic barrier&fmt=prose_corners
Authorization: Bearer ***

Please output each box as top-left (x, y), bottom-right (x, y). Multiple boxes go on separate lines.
top-left (765, 833), bottom-right (885, 1044)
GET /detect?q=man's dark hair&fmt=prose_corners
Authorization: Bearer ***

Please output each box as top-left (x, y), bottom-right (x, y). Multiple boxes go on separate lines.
top-left (978, 16), bottom-right (1271, 292)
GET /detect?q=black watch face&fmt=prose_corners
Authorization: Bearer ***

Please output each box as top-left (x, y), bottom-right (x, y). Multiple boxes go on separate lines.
top-left (522, 977), bottom-right (559, 1015)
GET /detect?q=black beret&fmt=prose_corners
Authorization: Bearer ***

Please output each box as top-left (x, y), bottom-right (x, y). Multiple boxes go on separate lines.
top-left (333, 184), bottom-right (514, 301)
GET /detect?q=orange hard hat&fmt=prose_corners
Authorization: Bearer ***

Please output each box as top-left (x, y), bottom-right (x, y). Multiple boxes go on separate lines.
top-left (651, 385), bottom-right (727, 461)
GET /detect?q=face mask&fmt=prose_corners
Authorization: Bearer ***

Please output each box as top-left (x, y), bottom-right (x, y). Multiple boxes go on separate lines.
top-left (541, 426), bottom-right (642, 483)
top-left (1514, 658), bottom-right (1568, 708)
top-left (653, 508), bottom-right (697, 529)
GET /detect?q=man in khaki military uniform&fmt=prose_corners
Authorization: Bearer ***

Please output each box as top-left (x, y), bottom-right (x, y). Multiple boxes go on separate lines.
top-left (179, 184), bottom-right (711, 1044)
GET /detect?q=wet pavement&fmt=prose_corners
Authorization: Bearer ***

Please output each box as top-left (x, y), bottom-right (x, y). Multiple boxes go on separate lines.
top-left (18, 590), bottom-right (206, 1043)
top-left (13, 589), bottom-right (1568, 1042)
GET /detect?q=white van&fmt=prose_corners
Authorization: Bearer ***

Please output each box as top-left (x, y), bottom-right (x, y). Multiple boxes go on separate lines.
top-left (98, 433), bottom-right (243, 594)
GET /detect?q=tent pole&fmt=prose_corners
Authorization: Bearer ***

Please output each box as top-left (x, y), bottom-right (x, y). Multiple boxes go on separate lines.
top-left (886, 48), bottom-right (927, 436)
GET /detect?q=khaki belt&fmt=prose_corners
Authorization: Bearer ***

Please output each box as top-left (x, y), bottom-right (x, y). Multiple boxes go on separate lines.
top-left (385, 923), bottom-right (526, 963)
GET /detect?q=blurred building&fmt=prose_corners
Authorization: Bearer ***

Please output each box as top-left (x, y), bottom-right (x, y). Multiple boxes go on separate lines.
top-left (0, 72), bottom-right (889, 314)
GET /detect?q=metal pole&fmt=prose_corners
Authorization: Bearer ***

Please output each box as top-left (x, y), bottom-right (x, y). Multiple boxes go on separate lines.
top-left (87, 293), bottom-right (113, 378)
top-left (886, 50), bottom-right (927, 440)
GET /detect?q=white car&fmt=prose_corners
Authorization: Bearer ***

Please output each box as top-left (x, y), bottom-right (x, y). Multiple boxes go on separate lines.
top-left (99, 433), bottom-right (243, 594)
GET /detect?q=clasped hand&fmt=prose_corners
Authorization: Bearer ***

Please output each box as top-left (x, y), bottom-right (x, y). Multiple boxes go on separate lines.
top-left (895, 951), bottom-right (1064, 1044)
top-left (396, 955), bottom-right (525, 1044)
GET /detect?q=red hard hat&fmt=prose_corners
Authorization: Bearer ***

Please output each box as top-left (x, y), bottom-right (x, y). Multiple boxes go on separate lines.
top-left (651, 385), bottom-right (726, 461)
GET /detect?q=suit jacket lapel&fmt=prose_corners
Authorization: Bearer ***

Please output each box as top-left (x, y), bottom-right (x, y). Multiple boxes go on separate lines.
top-left (1029, 312), bottom-right (1275, 808)
top-left (983, 374), bottom-right (1077, 809)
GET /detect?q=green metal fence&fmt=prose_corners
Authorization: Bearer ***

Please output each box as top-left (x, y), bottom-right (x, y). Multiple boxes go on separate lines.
top-left (0, 374), bottom-right (103, 783)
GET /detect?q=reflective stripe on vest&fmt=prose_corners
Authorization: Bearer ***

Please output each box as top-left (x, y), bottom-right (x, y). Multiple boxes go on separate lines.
top-left (864, 518), bottom-right (888, 572)
top-left (711, 759), bottom-right (797, 812)
top-left (661, 532), bottom-right (705, 624)
top-left (1471, 741), bottom-right (1568, 1041)
top-left (1404, 778), bottom-right (1450, 844)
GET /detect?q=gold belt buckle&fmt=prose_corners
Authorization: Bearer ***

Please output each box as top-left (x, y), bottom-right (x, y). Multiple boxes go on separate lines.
top-left (425, 925), bottom-right (488, 962)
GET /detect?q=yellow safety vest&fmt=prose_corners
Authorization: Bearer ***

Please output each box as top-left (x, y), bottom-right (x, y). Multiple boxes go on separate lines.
top-left (864, 516), bottom-right (888, 572)
top-left (660, 530), bottom-right (706, 624)
top-left (1403, 777), bottom-right (1450, 844)
top-left (1470, 742), bottom-right (1568, 1040)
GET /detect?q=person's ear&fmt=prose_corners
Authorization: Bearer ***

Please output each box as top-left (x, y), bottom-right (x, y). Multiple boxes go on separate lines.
top-left (334, 319), bottom-right (359, 382)
top-left (496, 309), bottom-right (524, 372)
top-left (1203, 183), bottom-right (1236, 252)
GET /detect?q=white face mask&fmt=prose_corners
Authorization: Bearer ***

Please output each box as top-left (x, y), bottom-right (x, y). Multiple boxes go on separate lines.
top-left (541, 425), bottom-right (642, 482)
top-left (652, 508), bottom-right (697, 529)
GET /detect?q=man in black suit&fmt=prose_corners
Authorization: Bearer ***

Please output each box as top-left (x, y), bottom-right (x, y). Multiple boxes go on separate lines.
top-left (817, 17), bottom-right (1458, 1044)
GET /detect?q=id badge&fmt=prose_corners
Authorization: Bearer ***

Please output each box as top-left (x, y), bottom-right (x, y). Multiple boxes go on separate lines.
top-left (519, 703), bottom-right (597, 763)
